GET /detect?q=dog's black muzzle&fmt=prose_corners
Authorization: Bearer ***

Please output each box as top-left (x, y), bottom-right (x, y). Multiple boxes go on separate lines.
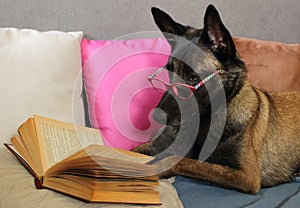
top-left (153, 108), bottom-right (167, 125)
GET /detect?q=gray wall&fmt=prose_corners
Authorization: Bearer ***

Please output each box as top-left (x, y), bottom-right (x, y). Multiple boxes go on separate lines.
top-left (0, 0), bottom-right (299, 43)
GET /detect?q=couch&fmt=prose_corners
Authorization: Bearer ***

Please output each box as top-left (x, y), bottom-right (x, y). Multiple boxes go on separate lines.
top-left (0, 1), bottom-right (299, 208)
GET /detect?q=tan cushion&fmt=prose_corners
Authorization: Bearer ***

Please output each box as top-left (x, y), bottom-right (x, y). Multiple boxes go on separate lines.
top-left (233, 37), bottom-right (300, 92)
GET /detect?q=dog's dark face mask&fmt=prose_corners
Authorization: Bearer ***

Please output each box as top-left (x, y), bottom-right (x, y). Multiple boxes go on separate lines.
top-left (152, 5), bottom-right (246, 124)
top-left (151, 5), bottom-right (247, 154)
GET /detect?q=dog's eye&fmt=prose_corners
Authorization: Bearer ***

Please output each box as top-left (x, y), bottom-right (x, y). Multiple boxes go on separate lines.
top-left (166, 59), bottom-right (174, 71)
top-left (188, 74), bottom-right (199, 83)
top-left (166, 64), bottom-right (173, 71)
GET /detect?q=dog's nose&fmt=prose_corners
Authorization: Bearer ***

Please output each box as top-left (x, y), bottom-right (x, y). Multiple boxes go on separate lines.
top-left (153, 108), bottom-right (167, 125)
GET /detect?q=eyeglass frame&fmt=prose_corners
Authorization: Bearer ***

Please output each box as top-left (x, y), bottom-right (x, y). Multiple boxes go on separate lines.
top-left (148, 66), bottom-right (225, 100)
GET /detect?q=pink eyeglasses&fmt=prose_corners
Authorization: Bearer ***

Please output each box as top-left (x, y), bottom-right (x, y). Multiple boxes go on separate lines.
top-left (148, 66), bottom-right (225, 100)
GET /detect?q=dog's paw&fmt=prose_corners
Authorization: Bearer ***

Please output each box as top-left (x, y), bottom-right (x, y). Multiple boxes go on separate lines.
top-left (293, 170), bottom-right (300, 177)
top-left (153, 155), bottom-right (183, 178)
top-left (131, 143), bottom-right (154, 156)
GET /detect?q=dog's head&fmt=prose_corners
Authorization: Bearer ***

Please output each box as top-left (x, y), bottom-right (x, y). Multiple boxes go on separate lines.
top-left (151, 5), bottom-right (247, 128)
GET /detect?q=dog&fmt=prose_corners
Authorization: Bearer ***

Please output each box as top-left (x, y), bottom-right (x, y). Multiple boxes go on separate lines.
top-left (133, 5), bottom-right (300, 194)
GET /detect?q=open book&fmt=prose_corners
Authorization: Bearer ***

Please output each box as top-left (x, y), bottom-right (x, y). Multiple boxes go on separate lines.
top-left (4, 115), bottom-right (160, 205)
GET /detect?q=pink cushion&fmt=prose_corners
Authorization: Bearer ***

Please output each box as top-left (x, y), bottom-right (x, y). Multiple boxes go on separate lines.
top-left (81, 38), bottom-right (171, 150)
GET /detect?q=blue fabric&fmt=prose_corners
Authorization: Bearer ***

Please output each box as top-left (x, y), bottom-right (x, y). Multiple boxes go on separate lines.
top-left (173, 176), bottom-right (300, 208)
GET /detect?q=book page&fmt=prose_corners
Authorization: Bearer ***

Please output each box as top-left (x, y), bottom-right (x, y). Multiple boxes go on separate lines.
top-left (4, 143), bottom-right (39, 179)
top-left (10, 135), bottom-right (36, 171)
top-left (85, 145), bottom-right (155, 164)
top-left (34, 115), bottom-right (103, 172)
top-left (61, 144), bottom-right (155, 165)
top-left (17, 118), bottom-right (43, 174)
top-left (45, 144), bottom-right (158, 182)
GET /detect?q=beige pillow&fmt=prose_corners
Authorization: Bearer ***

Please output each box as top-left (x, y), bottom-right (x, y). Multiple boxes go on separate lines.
top-left (0, 28), bottom-right (85, 146)
top-left (234, 37), bottom-right (300, 92)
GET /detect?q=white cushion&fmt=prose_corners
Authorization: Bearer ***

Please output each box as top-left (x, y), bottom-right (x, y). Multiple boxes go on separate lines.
top-left (0, 28), bottom-right (85, 146)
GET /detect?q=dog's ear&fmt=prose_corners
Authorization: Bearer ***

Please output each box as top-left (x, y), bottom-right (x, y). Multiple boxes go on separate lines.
top-left (202, 5), bottom-right (236, 63)
top-left (151, 7), bottom-right (187, 46)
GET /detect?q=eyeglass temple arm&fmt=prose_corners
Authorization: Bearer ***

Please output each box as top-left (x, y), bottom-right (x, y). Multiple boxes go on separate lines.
top-left (194, 69), bottom-right (224, 90)
top-left (149, 66), bottom-right (166, 79)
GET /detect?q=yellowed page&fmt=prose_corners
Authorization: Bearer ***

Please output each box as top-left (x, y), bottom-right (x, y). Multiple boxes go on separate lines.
top-left (11, 135), bottom-right (36, 171)
top-left (34, 115), bottom-right (103, 172)
top-left (77, 144), bottom-right (155, 164)
top-left (17, 118), bottom-right (43, 176)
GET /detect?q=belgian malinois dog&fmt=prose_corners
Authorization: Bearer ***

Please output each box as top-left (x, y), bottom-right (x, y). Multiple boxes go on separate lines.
top-left (133, 5), bottom-right (300, 194)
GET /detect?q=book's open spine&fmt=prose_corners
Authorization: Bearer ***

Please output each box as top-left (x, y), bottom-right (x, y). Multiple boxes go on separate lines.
top-left (34, 177), bottom-right (43, 189)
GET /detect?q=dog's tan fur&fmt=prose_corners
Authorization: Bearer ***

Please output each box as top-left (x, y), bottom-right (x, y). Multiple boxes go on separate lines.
top-left (156, 81), bottom-right (300, 194)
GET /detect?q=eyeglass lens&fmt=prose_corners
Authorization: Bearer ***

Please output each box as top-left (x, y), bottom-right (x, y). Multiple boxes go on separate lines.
top-left (150, 78), bottom-right (193, 99)
top-left (150, 79), bottom-right (168, 94)
top-left (172, 84), bottom-right (193, 99)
